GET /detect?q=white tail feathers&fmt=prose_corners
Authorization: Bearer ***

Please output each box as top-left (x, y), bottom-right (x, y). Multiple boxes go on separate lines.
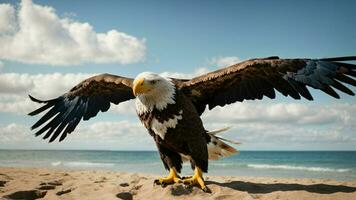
top-left (207, 127), bottom-right (240, 160)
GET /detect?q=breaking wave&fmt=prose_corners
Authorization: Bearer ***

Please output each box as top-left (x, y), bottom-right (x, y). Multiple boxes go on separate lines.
top-left (51, 161), bottom-right (61, 166)
top-left (247, 164), bottom-right (350, 172)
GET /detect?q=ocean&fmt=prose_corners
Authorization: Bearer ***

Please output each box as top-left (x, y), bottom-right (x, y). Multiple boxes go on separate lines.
top-left (0, 150), bottom-right (355, 181)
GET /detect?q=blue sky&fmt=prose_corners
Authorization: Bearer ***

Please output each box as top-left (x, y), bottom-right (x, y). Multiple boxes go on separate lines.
top-left (0, 0), bottom-right (355, 150)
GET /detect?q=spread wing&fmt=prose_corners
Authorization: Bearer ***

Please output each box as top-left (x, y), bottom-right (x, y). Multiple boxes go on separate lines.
top-left (179, 56), bottom-right (356, 115)
top-left (28, 73), bottom-right (135, 142)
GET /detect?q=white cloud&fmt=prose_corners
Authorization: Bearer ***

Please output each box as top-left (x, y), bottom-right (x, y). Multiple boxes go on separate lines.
top-left (109, 100), bottom-right (136, 115)
top-left (1, 113), bottom-right (355, 150)
top-left (160, 56), bottom-right (243, 79)
top-left (0, 123), bottom-right (30, 142)
top-left (160, 67), bottom-right (210, 79)
top-left (0, 4), bottom-right (16, 33)
top-left (201, 102), bottom-right (356, 148)
top-left (0, 0), bottom-right (145, 65)
top-left (0, 73), bottom-right (94, 114)
top-left (0, 73), bottom-right (92, 97)
top-left (201, 120), bottom-right (356, 151)
top-left (202, 102), bottom-right (356, 126)
top-left (0, 98), bottom-right (37, 114)
top-left (208, 56), bottom-right (241, 67)
top-left (75, 120), bottom-right (146, 141)
top-left (239, 123), bottom-right (354, 144)
top-left (0, 121), bottom-right (155, 150)
top-left (159, 56), bottom-right (242, 79)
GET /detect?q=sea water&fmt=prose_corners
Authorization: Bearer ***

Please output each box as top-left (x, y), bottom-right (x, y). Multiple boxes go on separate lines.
top-left (0, 150), bottom-right (355, 181)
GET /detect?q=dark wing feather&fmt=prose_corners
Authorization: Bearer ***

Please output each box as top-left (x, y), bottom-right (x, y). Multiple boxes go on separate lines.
top-left (178, 56), bottom-right (356, 115)
top-left (28, 73), bottom-right (135, 142)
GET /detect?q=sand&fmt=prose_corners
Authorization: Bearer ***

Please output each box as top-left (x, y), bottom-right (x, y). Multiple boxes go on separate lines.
top-left (0, 167), bottom-right (355, 200)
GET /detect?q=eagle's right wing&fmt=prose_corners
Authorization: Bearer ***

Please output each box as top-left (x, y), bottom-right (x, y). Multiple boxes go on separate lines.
top-left (28, 73), bottom-right (135, 142)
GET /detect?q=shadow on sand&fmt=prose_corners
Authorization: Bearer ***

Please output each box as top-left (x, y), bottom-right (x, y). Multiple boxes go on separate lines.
top-left (206, 180), bottom-right (356, 194)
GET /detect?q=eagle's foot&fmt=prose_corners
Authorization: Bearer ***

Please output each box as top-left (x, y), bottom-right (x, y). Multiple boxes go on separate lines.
top-left (154, 167), bottom-right (181, 187)
top-left (182, 167), bottom-right (211, 193)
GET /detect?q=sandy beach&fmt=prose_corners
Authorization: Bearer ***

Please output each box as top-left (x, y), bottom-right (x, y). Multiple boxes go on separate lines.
top-left (0, 167), bottom-right (355, 200)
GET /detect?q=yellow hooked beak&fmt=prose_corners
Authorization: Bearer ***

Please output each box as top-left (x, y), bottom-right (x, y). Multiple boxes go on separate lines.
top-left (133, 78), bottom-right (151, 96)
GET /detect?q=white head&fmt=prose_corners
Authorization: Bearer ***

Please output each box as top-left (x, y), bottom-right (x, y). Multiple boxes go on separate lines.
top-left (132, 72), bottom-right (176, 113)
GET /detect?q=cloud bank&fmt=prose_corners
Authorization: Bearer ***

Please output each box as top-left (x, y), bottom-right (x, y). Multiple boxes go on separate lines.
top-left (0, 121), bottom-right (154, 150)
top-left (0, 0), bottom-right (145, 65)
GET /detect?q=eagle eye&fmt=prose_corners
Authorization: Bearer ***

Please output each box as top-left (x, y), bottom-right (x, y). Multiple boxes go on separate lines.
top-left (150, 80), bottom-right (157, 84)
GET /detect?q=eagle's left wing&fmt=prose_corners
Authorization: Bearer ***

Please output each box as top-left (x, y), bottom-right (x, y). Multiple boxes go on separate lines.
top-left (28, 73), bottom-right (135, 142)
top-left (178, 56), bottom-right (356, 115)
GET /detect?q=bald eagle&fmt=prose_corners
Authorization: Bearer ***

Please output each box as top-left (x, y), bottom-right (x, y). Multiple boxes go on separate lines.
top-left (29, 56), bottom-right (356, 192)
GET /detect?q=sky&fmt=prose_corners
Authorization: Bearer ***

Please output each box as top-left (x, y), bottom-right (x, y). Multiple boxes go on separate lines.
top-left (0, 0), bottom-right (355, 151)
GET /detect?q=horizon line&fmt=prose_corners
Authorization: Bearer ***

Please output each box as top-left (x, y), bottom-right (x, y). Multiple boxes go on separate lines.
top-left (1, 149), bottom-right (355, 152)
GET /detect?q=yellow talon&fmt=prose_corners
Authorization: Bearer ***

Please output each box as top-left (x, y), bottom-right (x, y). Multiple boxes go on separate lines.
top-left (154, 167), bottom-right (181, 186)
top-left (182, 167), bottom-right (210, 193)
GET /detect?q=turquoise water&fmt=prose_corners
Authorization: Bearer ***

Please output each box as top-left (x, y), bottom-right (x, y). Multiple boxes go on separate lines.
top-left (0, 150), bottom-right (355, 181)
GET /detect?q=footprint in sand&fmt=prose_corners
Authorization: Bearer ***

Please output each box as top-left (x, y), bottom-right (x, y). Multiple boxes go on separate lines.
top-left (94, 180), bottom-right (105, 183)
top-left (170, 185), bottom-right (193, 196)
top-left (0, 180), bottom-right (7, 187)
top-left (56, 187), bottom-right (75, 196)
top-left (37, 185), bottom-right (56, 190)
top-left (0, 173), bottom-right (12, 180)
top-left (214, 194), bottom-right (234, 200)
top-left (47, 180), bottom-right (63, 186)
top-left (119, 183), bottom-right (130, 187)
top-left (116, 183), bottom-right (142, 199)
top-left (37, 180), bottom-right (63, 190)
top-left (3, 190), bottom-right (47, 200)
top-left (116, 192), bottom-right (133, 200)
